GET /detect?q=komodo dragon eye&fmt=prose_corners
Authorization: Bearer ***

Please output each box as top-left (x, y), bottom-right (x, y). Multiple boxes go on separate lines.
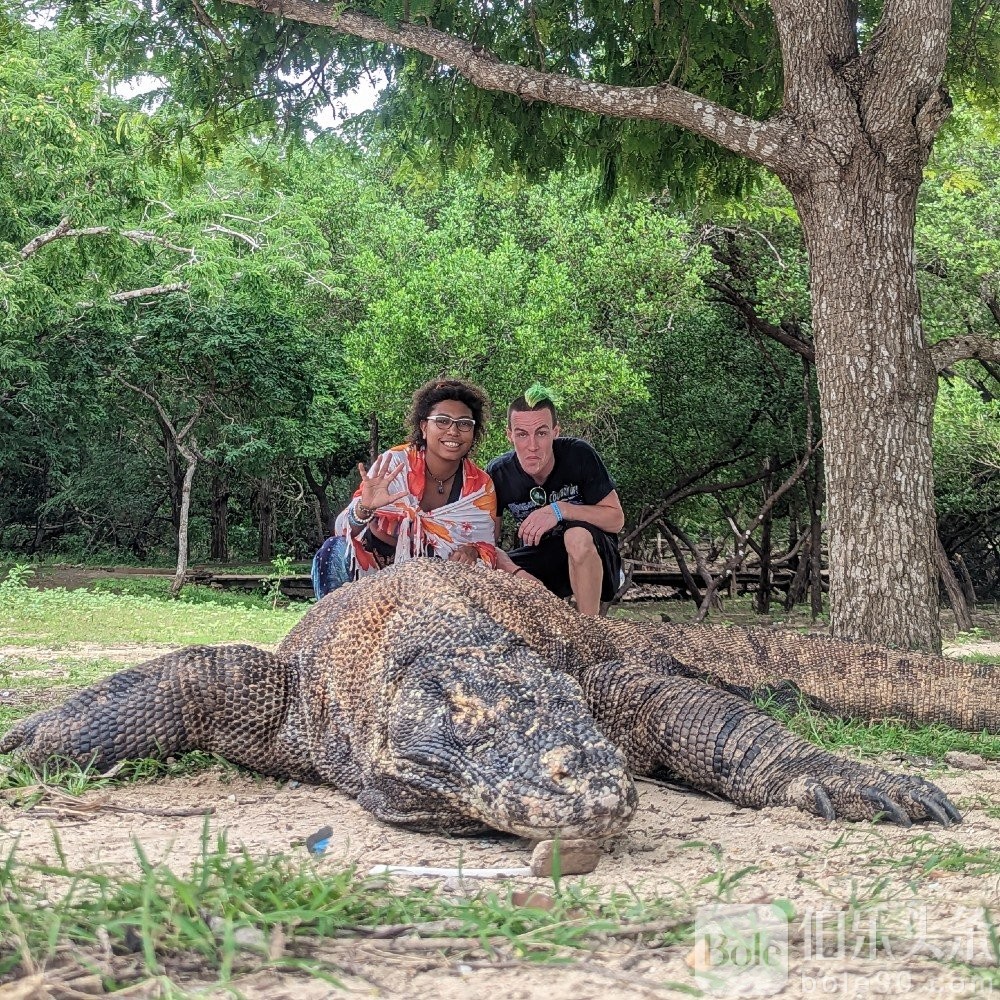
top-left (446, 689), bottom-right (503, 746)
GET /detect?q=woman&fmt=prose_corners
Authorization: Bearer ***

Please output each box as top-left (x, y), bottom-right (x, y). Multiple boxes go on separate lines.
top-left (312, 379), bottom-right (497, 597)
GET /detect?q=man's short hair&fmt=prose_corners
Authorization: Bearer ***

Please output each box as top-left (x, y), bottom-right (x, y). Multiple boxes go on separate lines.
top-left (507, 383), bottom-right (560, 425)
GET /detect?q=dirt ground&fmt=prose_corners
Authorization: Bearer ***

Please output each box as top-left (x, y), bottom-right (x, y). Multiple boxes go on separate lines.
top-left (2, 641), bottom-right (1000, 998)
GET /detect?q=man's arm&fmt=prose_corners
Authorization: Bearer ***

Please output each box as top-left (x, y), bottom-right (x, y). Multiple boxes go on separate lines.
top-left (517, 490), bottom-right (624, 547)
top-left (562, 490), bottom-right (625, 533)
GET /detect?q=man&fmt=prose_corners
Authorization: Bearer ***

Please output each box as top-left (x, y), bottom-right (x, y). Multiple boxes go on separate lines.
top-left (487, 384), bottom-right (624, 616)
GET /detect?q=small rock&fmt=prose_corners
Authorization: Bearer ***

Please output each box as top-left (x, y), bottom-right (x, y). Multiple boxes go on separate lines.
top-left (511, 889), bottom-right (555, 910)
top-left (685, 937), bottom-right (711, 971)
top-left (943, 750), bottom-right (988, 770)
top-left (529, 838), bottom-right (602, 877)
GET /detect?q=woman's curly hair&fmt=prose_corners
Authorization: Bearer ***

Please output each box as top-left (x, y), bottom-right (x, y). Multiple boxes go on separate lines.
top-left (407, 378), bottom-right (491, 450)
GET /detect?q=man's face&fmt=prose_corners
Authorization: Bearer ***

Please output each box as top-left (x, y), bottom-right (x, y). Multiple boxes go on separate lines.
top-left (507, 408), bottom-right (559, 482)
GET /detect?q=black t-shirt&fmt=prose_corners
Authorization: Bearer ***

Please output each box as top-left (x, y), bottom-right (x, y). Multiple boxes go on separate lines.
top-left (487, 438), bottom-right (617, 534)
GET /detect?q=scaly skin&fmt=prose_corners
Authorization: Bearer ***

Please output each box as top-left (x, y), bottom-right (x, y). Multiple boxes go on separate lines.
top-left (0, 559), bottom-right (971, 836)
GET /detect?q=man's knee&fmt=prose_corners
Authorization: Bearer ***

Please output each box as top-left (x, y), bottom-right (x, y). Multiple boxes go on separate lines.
top-left (564, 526), bottom-right (598, 561)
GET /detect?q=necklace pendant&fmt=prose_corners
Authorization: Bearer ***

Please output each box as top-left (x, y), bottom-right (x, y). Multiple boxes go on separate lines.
top-left (437, 482), bottom-right (445, 494)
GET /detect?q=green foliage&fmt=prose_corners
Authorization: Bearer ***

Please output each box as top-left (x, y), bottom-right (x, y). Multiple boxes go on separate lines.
top-left (263, 554), bottom-right (295, 609)
top-left (933, 379), bottom-right (1000, 520)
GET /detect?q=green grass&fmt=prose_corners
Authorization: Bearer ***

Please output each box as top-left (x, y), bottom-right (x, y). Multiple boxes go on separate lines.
top-left (768, 705), bottom-right (1000, 761)
top-left (0, 575), bottom-right (306, 648)
top-left (87, 576), bottom-right (299, 611)
top-left (0, 829), bottom-right (691, 990)
top-left (870, 834), bottom-right (1000, 877)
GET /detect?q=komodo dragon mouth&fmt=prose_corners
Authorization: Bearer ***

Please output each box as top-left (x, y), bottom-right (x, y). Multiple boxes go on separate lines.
top-left (1, 559), bottom-right (978, 838)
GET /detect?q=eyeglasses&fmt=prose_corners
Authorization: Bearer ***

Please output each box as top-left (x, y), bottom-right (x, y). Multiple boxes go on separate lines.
top-left (427, 415), bottom-right (476, 433)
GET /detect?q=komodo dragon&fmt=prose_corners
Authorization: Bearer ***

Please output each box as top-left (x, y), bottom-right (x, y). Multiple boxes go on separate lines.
top-left (3, 558), bottom-right (991, 838)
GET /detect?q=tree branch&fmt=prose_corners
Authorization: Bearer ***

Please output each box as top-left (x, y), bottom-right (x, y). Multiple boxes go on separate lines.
top-left (204, 223), bottom-right (262, 249)
top-left (703, 277), bottom-right (815, 361)
top-left (17, 218), bottom-right (197, 262)
top-left (110, 283), bottom-right (190, 303)
top-left (927, 334), bottom-right (1000, 372)
top-left (222, 0), bottom-right (799, 171)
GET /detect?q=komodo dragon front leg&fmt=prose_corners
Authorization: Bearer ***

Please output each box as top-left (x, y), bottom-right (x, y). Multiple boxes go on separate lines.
top-left (580, 661), bottom-right (961, 827)
top-left (0, 645), bottom-right (346, 787)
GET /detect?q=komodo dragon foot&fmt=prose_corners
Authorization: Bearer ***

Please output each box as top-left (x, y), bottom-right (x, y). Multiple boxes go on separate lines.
top-left (580, 660), bottom-right (962, 828)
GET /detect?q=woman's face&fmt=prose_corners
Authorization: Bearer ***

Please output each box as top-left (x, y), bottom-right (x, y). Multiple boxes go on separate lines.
top-left (421, 399), bottom-right (476, 466)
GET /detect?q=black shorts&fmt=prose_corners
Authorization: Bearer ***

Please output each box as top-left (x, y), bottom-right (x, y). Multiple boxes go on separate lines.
top-left (508, 520), bottom-right (622, 602)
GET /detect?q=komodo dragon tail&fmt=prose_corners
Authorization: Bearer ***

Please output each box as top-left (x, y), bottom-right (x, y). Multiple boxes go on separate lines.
top-left (0, 644), bottom-right (320, 782)
top-left (634, 622), bottom-right (1000, 733)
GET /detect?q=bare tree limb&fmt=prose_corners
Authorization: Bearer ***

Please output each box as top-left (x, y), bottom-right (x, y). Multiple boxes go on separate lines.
top-left (110, 283), bottom-right (190, 303)
top-left (16, 218), bottom-right (197, 262)
top-left (704, 278), bottom-right (815, 361)
top-left (204, 223), bottom-right (262, 249)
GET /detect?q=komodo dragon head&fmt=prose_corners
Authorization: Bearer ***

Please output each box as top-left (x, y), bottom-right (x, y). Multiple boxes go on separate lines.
top-left (353, 604), bottom-right (638, 839)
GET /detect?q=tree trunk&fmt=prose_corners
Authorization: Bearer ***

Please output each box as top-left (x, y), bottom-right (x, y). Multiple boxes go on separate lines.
top-left (756, 458), bottom-right (774, 615)
top-left (658, 520), bottom-right (703, 608)
top-left (808, 466), bottom-right (824, 622)
top-left (936, 535), bottom-right (973, 633)
top-left (210, 472), bottom-right (230, 562)
top-left (791, 162), bottom-right (941, 651)
top-left (171, 445), bottom-right (198, 598)
top-left (954, 553), bottom-right (977, 606)
top-left (302, 461), bottom-right (335, 539)
top-left (157, 417), bottom-right (184, 535)
top-left (256, 480), bottom-right (276, 562)
top-left (369, 411), bottom-right (380, 465)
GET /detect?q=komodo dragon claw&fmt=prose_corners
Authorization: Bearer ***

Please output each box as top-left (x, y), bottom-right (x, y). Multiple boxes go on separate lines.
top-left (785, 770), bottom-right (961, 827)
top-left (810, 784), bottom-right (837, 821)
top-left (861, 788), bottom-right (916, 827)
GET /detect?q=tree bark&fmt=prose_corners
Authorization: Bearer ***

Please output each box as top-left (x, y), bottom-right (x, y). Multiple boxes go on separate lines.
top-left (210, 472), bottom-right (230, 563)
top-left (302, 460), bottom-right (336, 539)
top-left (657, 520), bottom-right (703, 607)
top-left (156, 416), bottom-right (184, 536)
top-left (369, 412), bottom-right (380, 466)
top-left (171, 441), bottom-right (198, 598)
top-left (808, 465), bottom-right (825, 621)
top-left (791, 158), bottom-right (941, 649)
top-left (954, 552), bottom-right (977, 606)
top-left (936, 535), bottom-right (973, 633)
top-left (256, 479), bottom-right (276, 562)
top-left (756, 458), bottom-right (774, 615)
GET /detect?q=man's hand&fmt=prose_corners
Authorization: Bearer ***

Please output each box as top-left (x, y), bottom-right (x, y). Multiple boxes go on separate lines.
top-left (447, 544), bottom-right (480, 566)
top-left (518, 505), bottom-right (560, 547)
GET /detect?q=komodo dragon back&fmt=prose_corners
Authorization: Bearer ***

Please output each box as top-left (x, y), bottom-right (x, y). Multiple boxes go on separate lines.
top-left (1, 559), bottom-right (973, 837)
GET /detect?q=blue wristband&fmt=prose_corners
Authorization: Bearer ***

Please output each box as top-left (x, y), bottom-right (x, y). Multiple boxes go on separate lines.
top-left (551, 501), bottom-right (564, 523)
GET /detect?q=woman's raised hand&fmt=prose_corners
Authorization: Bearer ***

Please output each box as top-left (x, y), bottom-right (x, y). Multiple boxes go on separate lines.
top-left (357, 454), bottom-right (408, 510)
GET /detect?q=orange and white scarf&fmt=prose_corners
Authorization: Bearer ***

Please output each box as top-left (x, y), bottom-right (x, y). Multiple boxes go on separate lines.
top-left (335, 444), bottom-right (497, 578)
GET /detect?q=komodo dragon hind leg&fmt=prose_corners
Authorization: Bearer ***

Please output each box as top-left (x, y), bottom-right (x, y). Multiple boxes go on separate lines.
top-left (0, 645), bottom-right (322, 783)
top-left (582, 661), bottom-right (961, 827)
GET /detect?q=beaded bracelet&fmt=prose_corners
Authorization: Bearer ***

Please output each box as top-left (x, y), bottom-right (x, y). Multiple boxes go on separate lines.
top-left (347, 500), bottom-right (375, 529)
top-left (551, 501), bottom-right (564, 523)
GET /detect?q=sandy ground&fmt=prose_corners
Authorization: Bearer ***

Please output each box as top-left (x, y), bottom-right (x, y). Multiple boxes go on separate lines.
top-left (2, 643), bottom-right (1000, 998)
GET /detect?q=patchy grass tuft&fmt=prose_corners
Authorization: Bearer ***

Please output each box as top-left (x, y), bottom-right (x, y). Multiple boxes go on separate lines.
top-left (0, 830), bottom-right (691, 990)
